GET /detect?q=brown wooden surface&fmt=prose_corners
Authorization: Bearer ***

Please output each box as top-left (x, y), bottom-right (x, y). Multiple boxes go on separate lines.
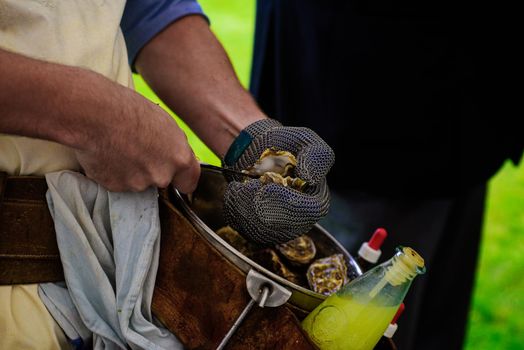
top-left (154, 195), bottom-right (250, 348)
top-left (227, 306), bottom-right (317, 350)
top-left (153, 194), bottom-right (318, 350)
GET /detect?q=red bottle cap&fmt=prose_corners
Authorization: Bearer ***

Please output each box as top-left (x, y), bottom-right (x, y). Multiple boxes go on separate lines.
top-left (391, 303), bottom-right (405, 325)
top-left (368, 228), bottom-right (387, 250)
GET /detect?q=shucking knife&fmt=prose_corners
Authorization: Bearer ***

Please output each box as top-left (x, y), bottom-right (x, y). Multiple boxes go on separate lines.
top-left (199, 162), bottom-right (259, 179)
top-left (199, 163), bottom-right (309, 190)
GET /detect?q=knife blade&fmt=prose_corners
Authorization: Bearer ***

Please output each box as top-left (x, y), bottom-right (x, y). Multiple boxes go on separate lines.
top-left (199, 162), bottom-right (260, 179)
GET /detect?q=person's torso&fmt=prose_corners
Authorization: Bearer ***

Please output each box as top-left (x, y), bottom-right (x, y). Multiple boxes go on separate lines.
top-left (0, 0), bottom-right (133, 175)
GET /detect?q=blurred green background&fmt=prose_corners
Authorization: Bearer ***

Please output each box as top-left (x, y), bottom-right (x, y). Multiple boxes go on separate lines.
top-left (133, 1), bottom-right (524, 348)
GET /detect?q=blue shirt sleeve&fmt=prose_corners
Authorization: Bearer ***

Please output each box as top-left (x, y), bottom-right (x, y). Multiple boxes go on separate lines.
top-left (121, 0), bottom-right (209, 70)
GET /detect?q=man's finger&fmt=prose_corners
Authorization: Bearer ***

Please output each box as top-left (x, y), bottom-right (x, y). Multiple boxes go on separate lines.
top-left (171, 157), bottom-right (201, 194)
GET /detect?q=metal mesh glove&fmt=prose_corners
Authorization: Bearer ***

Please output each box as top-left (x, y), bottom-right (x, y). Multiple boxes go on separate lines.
top-left (223, 119), bottom-right (335, 245)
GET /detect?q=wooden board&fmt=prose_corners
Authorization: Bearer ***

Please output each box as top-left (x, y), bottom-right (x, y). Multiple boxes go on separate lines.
top-left (152, 194), bottom-right (318, 349)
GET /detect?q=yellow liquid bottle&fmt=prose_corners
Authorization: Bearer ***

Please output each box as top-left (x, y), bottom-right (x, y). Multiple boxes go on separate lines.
top-left (302, 246), bottom-right (425, 350)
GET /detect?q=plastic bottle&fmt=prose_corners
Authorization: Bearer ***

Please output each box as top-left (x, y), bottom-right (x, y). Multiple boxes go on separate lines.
top-left (374, 303), bottom-right (404, 350)
top-left (356, 228), bottom-right (388, 272)
top-left (301, 246), bottom-right (425, 350)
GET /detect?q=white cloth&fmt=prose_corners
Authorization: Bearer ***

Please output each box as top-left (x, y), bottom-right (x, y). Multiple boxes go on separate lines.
top-left (39, 170), bottom-right (183, 350)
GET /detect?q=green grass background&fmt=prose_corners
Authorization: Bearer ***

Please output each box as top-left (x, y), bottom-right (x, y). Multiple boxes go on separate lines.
top-left (133, 1), bottom-right (524, 348)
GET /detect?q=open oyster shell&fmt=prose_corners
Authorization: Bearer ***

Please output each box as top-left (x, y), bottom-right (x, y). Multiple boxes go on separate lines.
top-left (242, 148), bottom-right (297, 177)
top-left (216, 226), bottom-right (258, 256)
top-left (276, 235), bottom-right (316, 265)
top-left (242, 148), bottom-right (307, 191)
top-left (259, 172), bottom-right (307, 192)
top-left (251, 248), bottom-right (303, 286)
top-left (306, 254), bottom-right (349, 296)
top-left (215, 226), bottom-right (351, 294)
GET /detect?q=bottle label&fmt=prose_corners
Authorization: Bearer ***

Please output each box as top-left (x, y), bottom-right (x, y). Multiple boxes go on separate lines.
top-left (307, 305), bottom-right (345, 345)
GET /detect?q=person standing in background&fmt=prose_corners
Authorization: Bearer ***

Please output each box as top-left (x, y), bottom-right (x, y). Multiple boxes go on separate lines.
top-left (250, 1), bottom-right (522, 349)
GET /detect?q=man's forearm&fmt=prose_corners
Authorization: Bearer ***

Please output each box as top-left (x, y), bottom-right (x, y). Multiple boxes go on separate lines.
top-left (135, 15), bottom-right (267, 158)
top-left (0, 48), bottom-right (130, 149)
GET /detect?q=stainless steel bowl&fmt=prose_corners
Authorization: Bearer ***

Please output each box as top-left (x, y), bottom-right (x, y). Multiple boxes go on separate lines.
top-left (172, 167), bottom-right (362, 312)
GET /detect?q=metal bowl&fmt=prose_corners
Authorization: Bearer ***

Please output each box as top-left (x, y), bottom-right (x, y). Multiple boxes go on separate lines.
top-left (172, 167), bottom-right (362, 312)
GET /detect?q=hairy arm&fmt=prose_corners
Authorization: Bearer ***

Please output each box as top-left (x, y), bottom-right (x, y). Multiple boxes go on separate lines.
top-left (134, 15), bottom-right (266, 158)
top-left (0, 48), bottom-right (113, 147)
top-left (0, 48), bottom-right (199, 192)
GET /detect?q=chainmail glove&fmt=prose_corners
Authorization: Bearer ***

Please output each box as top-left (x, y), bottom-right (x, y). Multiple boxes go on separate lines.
top-left (223, 119), bottom-right (335, 245)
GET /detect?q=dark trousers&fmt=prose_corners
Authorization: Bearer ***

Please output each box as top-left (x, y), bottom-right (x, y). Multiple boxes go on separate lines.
top-left (319, 185), bottom-right (486, 350)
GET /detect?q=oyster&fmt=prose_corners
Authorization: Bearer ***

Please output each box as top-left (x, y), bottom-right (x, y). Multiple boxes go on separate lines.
top-left (259, 172), bottom-right (307, 191)
top-left (243, 148), bottom-right (297, 177)
top-left (306, 254), bottom-right (349, 296)
top-left (215, 227), bottom-right (351, 293)
top-left (251, 248), bottom-right (304, 286)
top-left (276, 235), bottom-right (317, 265)
top-left (243, 148), bottom-right (307, 191)
top-left (216, 226), bottom-right (258, 256)
top-left (215, 226), bottom-right (304, 286)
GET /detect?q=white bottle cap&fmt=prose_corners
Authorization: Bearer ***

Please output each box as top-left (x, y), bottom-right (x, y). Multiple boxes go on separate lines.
top-left (358, 242), bottom-right (381, 263)
top-left (383, 323), bottom-right (398, 338)
top-left (384, 303), bottom-right (405, 338)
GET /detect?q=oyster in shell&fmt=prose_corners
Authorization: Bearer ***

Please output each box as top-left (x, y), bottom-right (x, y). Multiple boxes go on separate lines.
top-left (215, 227), bottom-right (306, 286)
top-left (251, 248), bottom-right (303, 286)
top-left (259, 172), bottom-right (307, 191)
top-left (243, 148), bottom-right (307, 191)
top-left (216, 226), bottom-right (258, 256)
top-left (215, 226), bottom-right (350, 293)
top-left (306, 254), bottom-right (349, 296)
top-left (243, 148), bottom-right (297, 177)
top-left (276, 235), bottom-right (316, 265)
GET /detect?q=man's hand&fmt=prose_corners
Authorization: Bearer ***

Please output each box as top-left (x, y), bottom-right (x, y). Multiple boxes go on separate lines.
top-left (223, 119), bottom-right (335, 245)
top-left (73, 83), bottom-right (200, 193)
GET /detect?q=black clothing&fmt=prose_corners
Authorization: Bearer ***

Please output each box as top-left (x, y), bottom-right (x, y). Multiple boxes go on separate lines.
top-left (250, 1), bottom-right (522, 349)
top-left (251, 0), bottom-right (522, 199)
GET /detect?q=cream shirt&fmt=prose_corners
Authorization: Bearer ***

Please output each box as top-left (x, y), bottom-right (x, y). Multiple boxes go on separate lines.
top-left (1, 1), bottom-right (133, 348)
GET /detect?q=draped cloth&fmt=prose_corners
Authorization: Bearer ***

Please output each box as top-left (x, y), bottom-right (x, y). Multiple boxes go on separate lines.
top-left (39, 171), bottom-right (182, 350)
